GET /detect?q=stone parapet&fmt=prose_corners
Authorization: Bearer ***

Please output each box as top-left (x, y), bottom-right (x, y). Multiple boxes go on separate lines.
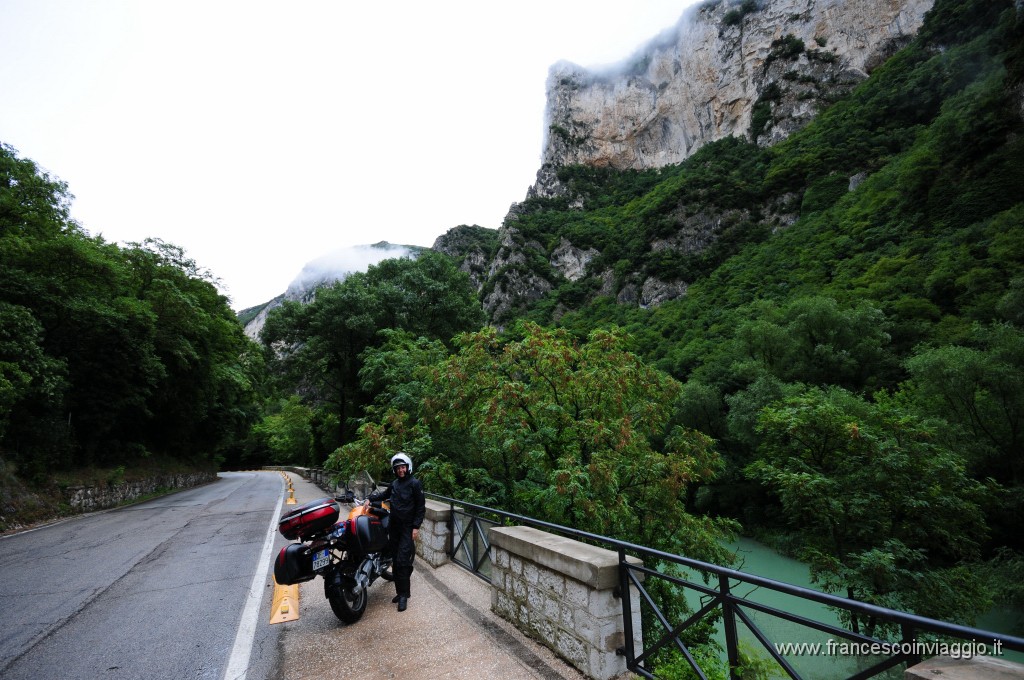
top-left (906, 655), bottom-right (1024, 679)
top-left (490, 526), bottom-right (642, 680)
top-left (417, 499), bottom-right (452, 567)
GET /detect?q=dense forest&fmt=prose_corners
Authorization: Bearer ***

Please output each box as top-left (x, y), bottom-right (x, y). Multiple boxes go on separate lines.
top-left (0, 145), bottom-right (264, 485)
top-left (2, 0), bottom-right (1022, 673)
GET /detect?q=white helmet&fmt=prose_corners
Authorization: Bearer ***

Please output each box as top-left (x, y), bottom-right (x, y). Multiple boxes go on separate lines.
top-left (390, 452), bottom-right (413, 475)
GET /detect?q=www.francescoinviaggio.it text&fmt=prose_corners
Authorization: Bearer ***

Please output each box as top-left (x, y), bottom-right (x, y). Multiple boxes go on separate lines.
top-left (773, 638), bottom-right (1004, 660)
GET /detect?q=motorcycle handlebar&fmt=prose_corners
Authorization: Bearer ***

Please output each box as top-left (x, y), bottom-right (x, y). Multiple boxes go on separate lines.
top-left (334, 493), bottom-right (387, 514)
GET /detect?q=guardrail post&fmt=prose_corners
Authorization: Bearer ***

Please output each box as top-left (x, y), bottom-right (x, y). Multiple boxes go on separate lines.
top-left (618, 547), bottom-right (637, 670)
top-left (720, 574), bottom-right (741, 680)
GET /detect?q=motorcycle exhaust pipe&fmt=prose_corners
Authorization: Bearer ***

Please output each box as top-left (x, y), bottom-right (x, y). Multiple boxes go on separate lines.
top-left (356, 559), bottom-right (375, 589)
top-left (326, 567), bottom-right (363, 598)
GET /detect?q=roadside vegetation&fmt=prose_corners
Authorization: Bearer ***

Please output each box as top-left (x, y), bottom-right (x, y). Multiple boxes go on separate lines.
top-left (2, 0), bottom-right (1022, 673)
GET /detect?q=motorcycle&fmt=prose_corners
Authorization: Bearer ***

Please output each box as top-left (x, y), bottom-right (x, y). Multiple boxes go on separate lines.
top-left (273, 491), bottom-right (392, 624)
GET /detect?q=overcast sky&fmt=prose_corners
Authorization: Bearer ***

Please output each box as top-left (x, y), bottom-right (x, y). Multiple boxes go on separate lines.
top-left (1, 0), bottom-right (699, 310)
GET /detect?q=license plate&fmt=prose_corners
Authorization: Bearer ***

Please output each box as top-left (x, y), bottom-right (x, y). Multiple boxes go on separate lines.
top-left (312, 548), bottom-right (330, 571)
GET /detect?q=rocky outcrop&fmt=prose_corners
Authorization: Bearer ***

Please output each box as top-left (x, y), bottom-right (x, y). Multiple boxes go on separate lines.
top-left (243, 1), bottom-right (937, 328)
top-left (549, 238), bottom-right (599, 282)
top-left (530, 0), bottom-right (932, 199)
top-left (483, 228), bottom-right (553, 321)
top-left (455, 0), bottom-right (934, 322)
top-left (432, 225), bottom-right (500, 291)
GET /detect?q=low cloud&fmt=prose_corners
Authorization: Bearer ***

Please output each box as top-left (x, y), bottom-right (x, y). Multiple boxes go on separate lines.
top-left (286, 242), bottom-right (415, 299)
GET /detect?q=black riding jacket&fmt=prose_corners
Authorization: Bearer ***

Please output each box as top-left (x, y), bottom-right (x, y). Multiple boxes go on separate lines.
top-left (371, 474), bottom-right (425, 529)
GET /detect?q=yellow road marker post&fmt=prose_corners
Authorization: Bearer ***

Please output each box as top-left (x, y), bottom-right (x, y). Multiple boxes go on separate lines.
top-left (283, 473), bottom-right (297, 504)
top-left (269, 576), bottom-right (300, 624)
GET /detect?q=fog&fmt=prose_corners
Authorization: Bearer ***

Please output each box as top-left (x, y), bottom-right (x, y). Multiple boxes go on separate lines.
top-left (284, 243), bottom-right (415, 301)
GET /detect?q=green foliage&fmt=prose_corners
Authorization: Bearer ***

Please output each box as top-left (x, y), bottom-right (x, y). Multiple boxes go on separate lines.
top-left (338, 321), bottom-right (737, 562)
top-left (325, 329), bottom-right (448, 482)
top-left (734, 296), bottom-right (895, 391)
top-left (0, 144), bottom-right (262, 477)
top-left (0, 143), bottom-right (74, 238)
top-left (263, 251), bottom-right (484, 452)
top-left (977, 547), bottom-right (1024, 607)
top-left (800, 173), bottom-right (849, 213)
top-left (747, 386), bottom-right (992, 630)
top-left (903, 323), bottom-right (1024, 485)
top-left (254, 396), bottom-right (315, 466)
top-left (917, 0), bottom-right (1014, 47)
top-left (4, 0), bottom-right (1020, 643)
top-left (438, 224), bottom-right (500, 259)
top-left (654, 640), bottom-right (778, 680)
top-left (723, 0), bottom-right (758, 27)
top-left (766, 34), bottom-right (805, 67)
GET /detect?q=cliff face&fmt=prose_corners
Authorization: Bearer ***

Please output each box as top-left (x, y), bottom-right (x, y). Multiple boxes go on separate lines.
top-left (531, 0), bottom-right (932, 199)
top-left (441, 0), bottom-right (934, 322)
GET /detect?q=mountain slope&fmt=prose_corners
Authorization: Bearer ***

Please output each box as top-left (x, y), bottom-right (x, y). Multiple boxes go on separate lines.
top-left (435, 0), bottom-right (1023, 343)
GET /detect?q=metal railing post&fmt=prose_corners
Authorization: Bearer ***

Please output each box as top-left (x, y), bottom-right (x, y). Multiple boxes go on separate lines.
top-left (446, 499), bottom-right (455, 559)
top-left (720, 574), bottom-right (741, 680)
top-left (617, 547), bottom-right (637, 669)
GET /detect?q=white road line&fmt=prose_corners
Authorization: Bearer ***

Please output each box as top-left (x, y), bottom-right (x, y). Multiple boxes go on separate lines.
top-left (223, 475), bottom-right (284, 680)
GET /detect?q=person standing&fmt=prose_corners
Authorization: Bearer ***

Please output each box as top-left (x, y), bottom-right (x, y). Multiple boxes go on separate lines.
top-left (368, 452), bottom-right (425, 611)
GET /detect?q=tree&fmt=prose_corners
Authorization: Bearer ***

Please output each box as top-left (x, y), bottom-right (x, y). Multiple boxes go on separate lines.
top-left (0, 143), bottom-right (262, 473)
top-left (261, 251), bottom-right (483, 446)
top-left (734, 296), bottom-right (895, 391)
top-left (0, 301), bottom-right (69, 478)
top-left (903, 323), bottom-right (1024, 484)
top-left (0, 142), bottom-right (74, 239)
top-left (254, 396), bottom-right (315, 466)
top-left (327, 330), bottom-right (446, 482)
top-left (746, 387), bottom-right (992, 633)
top-left (419, 322), bottom-right (736, 561)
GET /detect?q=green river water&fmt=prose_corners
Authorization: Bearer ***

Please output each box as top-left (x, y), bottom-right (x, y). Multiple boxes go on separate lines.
top-left (676, 537), bottom-right (1024, 678)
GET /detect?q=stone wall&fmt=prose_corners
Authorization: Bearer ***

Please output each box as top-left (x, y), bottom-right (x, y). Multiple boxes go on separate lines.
top-left (417, 499), bottom-right (452, 568)
top-left (64, 471), bottom-right (216, 512)
top-left (490, 526), bottom-right (643, 680)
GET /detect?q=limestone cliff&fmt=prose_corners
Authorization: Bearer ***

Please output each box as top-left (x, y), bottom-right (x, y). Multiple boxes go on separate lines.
top-left (442, 0), bottom-right (935, 323)
top-left (531, 0), bottom-right (933, 199)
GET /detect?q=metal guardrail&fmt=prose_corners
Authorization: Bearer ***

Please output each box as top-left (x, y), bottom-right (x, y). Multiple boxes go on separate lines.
top-left (427, 492), bottom-right (1024, 680)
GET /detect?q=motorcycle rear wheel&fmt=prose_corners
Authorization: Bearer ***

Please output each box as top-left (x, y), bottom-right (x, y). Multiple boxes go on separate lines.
top-left (328, 584), bottom-right (367, 623)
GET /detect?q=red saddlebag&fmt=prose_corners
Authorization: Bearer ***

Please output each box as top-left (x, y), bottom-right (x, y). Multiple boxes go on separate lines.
top-left (278, 497), bottom-right (340, 540)
top-left (353, 513), bottom-right (389, 554)
top-left (274, 543), bottom-right (316, 585)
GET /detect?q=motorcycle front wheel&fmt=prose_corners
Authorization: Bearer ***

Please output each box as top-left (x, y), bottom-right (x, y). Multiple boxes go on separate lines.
top-left (327, 582), bottom-right (367, 623)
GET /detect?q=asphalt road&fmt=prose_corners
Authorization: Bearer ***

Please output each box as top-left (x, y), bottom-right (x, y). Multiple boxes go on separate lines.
top-left (0, 471), bottom-right (286, 680)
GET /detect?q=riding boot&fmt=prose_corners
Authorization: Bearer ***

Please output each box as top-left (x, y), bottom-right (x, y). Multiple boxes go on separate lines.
top-left (394, 564), bottom-right (412, 606)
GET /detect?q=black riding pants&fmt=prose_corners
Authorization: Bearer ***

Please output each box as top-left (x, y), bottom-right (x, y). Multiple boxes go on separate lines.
top-left (387, 518), bottom-right (416, 597)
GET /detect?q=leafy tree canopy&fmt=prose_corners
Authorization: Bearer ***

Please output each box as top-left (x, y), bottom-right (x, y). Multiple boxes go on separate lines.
top-left (0, 144), bottom-right (263, 478)
top-left (260, 250), bottom-right (484, 455)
